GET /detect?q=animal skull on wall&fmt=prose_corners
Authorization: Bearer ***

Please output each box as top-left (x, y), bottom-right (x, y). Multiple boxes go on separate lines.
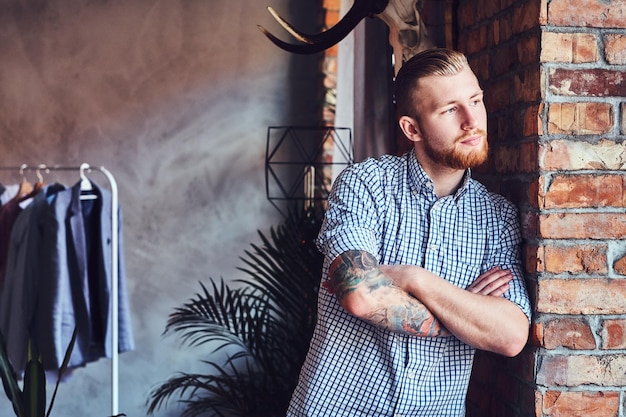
top-left (258, 0), bottom-right (433, 74)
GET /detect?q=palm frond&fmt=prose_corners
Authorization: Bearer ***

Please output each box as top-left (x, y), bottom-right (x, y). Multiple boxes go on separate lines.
top-left (146, 208), bottom-right (324, 417)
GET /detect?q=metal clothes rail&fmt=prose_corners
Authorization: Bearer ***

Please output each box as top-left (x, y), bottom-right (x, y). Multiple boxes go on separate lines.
top-left (0, 163), bottom-right (120, 416)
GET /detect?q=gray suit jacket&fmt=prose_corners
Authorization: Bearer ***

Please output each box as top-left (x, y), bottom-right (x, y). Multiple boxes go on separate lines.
top-left (36, 180), bottom-right (134, 370)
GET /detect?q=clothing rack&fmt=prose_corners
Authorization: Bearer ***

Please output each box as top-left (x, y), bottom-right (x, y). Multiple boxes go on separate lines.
top-left (0, 163), bottom-right (120, 416)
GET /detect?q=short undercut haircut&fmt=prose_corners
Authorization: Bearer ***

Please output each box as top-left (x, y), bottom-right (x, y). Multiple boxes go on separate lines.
top-left (394, 48), bottom-right (469, 118)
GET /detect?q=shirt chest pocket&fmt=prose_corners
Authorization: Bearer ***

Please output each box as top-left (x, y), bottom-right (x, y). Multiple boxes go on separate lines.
top-left (439, 226), bottom-right (487, 287)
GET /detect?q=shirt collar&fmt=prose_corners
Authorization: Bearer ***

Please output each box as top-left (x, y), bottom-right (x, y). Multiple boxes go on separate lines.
top-left (407, 151), bottom-right (472, 201)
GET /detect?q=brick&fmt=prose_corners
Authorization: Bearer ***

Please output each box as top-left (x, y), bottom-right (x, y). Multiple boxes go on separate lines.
top-left (539, 317), bottom-right (596, 349)
top-left (541, 32), bottom-right (598, 63)
top-left (514, 67), bottom-right (541, 103)
top-left (541, 391), bottom-right (620, 417)
top-left (547, 102), bottom-right (613, 135)
top-left (469, 54), bottom-right (489, 82)
top-left (466, 26), bottom-right (488, 54)
top-left (512, 0), bottom-right (541, 34)
top-left (457, 1), bottom-right (477, 31)
top-left (537, 354), bottom-right (626, 386)
top-left (497, 14), bottom-right (513, 45)
top-left (476, 0), bottom-right (500, 21)
top-left (548, 0), bottom-right (626, 28)
top-left (493, 141), bottom-right (538, 174)
top-left (490, 19), bottom-right (501, 47)
top-left (615, 254), bottom-right (626, 276)
top-left (604, 34), bottom-right (626, 65)
top-left (542, 174), bottom-right (626, 209)
top-left (537, 278), bottom-right (626, 314)
top-left (540, 212), bottom-right (626, 240)
top-left (549, 68), bottom-right (626, 97)
top-left (485, 78), bottom-right (511, 111)
top-left (541, 243), bottom-right (608, 274)
top-left (492, 44), bottom-right (517, 76)
top-left (534, 391), bottom-right (544, 417)
top-left (517, 34), bottom-right (540, 66)
top-left (525, 244), bottom-right (540, 274)
top-left (540, 139), bottom-right (626, 171)
top-left (523, 104), bottom-right (543, 136)
top-left (539, 0), bottom-right (549, 25)
top-left (572, 34), bottom-right (599, 63)
top-left (601, 319), bottom-right (626, 349)
top-left (541, 31), bottom-right (572, 62)
top-left (521, 211), bottom-right (539, 240)
top-left (492, 178), bottom-right (530, 207)
top-left (531, 321), bottom-right (544, 346)
top-left (528, 178), bottom-right (540, 209)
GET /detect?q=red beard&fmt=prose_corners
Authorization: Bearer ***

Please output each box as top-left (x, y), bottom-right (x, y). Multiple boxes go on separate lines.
top-left (423, 129), bottom-right (489, 170)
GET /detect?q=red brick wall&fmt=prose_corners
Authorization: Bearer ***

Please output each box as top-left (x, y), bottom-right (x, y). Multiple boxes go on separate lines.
top-left (459, 0), bottom-right (626, 416)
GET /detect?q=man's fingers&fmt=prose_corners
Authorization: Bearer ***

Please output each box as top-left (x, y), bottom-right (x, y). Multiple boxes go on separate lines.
top-left (467, 267), bottom-right (513, 295)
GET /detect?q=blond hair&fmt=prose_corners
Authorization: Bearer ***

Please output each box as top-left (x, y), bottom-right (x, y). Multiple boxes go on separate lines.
top-left (394, 48), bottom-right (469, 117)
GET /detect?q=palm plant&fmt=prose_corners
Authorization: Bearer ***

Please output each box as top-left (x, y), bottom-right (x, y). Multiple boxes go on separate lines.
top-left (0, 327), bottom-right (77, 417)
top-left (146, 208), bottom-right (323, 417)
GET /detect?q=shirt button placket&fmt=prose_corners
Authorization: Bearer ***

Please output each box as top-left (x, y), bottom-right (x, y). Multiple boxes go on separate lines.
top-left (425, 201), bottom-right (442, 270)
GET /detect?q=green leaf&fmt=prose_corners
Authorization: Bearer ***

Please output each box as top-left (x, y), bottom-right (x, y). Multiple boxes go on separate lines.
top-left (0, 329), bottom-right (25, 417)
top-left (46, 326), bottom-right (77, 417)
top-left (23, 350), bottom-right (45, 417)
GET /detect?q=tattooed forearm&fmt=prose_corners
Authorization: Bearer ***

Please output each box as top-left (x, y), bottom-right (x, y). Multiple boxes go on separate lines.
top-left (330, 250), bottom-right (450, 337)
top-left (330, 250), bottom-right (381, 300)
top-left (369, 304), bottom-right (450, 337)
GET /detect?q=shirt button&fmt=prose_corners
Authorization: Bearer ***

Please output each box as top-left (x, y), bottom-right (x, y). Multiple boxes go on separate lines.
top-left (429, 244), bottom-right (438, 251)
top-left (407, 371), bottom-right (415, 379)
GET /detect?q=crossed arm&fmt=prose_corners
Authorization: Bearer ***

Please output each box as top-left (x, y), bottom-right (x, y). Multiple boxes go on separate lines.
top-left (330, 250), bottom-right (529, 357)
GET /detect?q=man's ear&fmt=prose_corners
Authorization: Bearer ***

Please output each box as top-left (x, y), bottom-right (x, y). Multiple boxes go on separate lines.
top-left (398, 116), bottom-right (422, 143)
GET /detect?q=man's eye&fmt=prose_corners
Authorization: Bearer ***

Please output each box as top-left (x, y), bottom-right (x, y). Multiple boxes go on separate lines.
top-left (444, 107), bottom-right (456, 114)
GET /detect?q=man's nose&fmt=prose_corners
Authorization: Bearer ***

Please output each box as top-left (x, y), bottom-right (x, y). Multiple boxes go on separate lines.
top-left (461, 107), bottom-right (478, 131)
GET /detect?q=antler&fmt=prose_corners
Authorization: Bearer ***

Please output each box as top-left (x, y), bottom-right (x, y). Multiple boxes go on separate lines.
top-left (258, 0), bottom-right (390, 54)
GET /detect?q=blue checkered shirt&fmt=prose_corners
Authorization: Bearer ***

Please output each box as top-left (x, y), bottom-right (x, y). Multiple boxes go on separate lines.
top-left (288, 152), bottom-right (531, 417)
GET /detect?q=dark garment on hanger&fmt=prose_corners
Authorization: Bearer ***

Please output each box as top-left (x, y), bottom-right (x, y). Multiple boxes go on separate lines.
top-left (0, 183), bottom-right (65, 373)
top-left (0, 200), bottom-right (23, 293)
top-left (81, 197), bottom-right (105, 348)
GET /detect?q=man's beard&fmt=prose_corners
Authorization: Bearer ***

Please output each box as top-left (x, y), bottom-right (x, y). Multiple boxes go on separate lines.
top-left (423, 129), bottom-right (489, 170)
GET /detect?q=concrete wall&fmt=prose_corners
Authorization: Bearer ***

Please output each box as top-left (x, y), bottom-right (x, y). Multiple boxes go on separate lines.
top-left (0, 1), bottom-right (322, 416)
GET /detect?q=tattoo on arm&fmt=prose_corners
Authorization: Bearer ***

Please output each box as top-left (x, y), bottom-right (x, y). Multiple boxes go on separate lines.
top-left (329, 250), bottom-right (449, 337)
top-left (330, 251), bottom-right (380, 300)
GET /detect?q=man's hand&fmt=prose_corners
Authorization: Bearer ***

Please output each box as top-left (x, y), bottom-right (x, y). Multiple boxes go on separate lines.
top-left (466, 267), bottom-right (512, 297)
top-left (380, 265), bottom-right (513, 298)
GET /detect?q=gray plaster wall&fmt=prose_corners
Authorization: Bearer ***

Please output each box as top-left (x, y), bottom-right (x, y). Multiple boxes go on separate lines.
top-left (0, 1), bottom-right (322, 416)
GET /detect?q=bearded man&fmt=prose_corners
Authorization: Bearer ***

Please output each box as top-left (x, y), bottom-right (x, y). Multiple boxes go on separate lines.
top-left (287, 48), bottom-right (531, 417)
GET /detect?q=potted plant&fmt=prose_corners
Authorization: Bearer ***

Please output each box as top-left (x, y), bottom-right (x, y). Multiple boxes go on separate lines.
top-left (0, 328), bottom-right (76, 417)
top-left (146, 208), bottom-right (323, 417)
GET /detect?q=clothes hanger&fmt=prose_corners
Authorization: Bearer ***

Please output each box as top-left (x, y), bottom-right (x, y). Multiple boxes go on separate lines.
top-left (33, 164), bottom-right (45, 192)
top-left (11, 164), bottom-right (34, 202)
top-left (79, 163), bottom-right (97, 200)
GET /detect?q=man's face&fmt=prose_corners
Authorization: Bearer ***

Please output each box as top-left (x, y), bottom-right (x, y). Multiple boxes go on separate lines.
top-left (411, 66), bottom-right (488, 170)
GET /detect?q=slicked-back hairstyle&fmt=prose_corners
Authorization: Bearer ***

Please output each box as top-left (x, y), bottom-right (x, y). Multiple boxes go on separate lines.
top-left (394, 48), bottom-right (469, 118)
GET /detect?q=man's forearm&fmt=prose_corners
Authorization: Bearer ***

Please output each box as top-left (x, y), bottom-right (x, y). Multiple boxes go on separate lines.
top-left (382, 264), bottom-right (529, 356)
top-left (329, 250), bottom-right (450, 337)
